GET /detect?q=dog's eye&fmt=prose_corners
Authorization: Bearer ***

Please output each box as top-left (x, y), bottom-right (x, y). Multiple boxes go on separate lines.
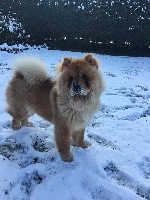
top-left (68, 76), bottom-right (73, 87)
top-left (82, 74), bottom-right (89, 86)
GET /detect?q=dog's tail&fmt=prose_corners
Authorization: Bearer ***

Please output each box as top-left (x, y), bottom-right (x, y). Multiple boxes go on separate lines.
top-left (14, 56), bottom-right (48, 84)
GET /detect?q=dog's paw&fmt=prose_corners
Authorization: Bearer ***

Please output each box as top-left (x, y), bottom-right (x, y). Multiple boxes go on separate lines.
top-left (12, 125), bottom-right (22, 130)
top-left (60, 152), bottom-right (74, 162)
top-left (74, 141), bottom-right (91, 149)
top-left (81, 141), bottom-right (91, 148)
top-left (12, 120), bottom-right (22, 130)
top-left (25, 121), bottom-right (33, 127)
top-left (21, 120), bottom-right (33, 127)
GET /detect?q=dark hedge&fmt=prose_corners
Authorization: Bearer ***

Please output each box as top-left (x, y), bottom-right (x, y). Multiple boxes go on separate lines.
top-left (0, 0), bottom-right (150, 56)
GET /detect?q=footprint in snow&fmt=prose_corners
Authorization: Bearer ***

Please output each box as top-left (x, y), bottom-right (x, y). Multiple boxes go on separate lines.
top-left (104, 161), bottom-right (150, 200)
top-left (138, 157), bottom-right (150, 180)
top-left (136, 85), bottom-right (149, 92)
top-left (0, 138), bottom-right (25, 159)
top-left (120, 106), bottom-right (150, 121)
top-left (88, 133), bottom-right (118, 150)
top-left (32, 138), bottom-right (54, 152)
top-left (3, 170), bottom-right (45, 198)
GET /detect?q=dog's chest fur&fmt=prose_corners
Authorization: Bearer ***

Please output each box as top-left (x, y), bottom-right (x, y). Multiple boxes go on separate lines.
top-left (58, 97), bottom-right (99, 131)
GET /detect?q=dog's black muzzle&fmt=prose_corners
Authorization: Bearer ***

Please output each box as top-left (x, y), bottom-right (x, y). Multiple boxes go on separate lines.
top-left (73, 82), bottom-right (81, 94)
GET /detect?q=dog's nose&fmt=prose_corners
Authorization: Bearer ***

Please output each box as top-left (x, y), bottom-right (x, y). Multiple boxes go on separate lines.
top-left (73, 82), bottom-right (81, 93)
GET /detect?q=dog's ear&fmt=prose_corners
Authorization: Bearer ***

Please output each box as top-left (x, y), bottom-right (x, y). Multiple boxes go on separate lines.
top-left (62, 58), bottom-right (72, 68)
top-left (57, 58), bottom-right (72, 73)
top-left (57, 57), bottom-right (72, 73)
top-left (84, 54), bottom-right (99, 69)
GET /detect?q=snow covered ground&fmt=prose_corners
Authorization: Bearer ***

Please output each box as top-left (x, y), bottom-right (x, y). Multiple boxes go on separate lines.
top-left (0, 45), bottom-right (150, 200)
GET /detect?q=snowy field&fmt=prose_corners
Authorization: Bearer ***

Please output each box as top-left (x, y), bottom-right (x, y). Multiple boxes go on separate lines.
top-left (0, 45), bottom-right (150, 200)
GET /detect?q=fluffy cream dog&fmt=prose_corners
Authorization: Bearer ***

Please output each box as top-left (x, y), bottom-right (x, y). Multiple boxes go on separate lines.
top-left (6, 54), bottom-right (104, 162)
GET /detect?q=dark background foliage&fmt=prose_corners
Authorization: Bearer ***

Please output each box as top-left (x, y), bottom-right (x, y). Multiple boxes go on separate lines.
top-left (0, 0), bottom-right (150, 56)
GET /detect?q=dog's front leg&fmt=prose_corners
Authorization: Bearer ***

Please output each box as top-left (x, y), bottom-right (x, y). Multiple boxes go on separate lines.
top-left (55, 124), bottom-right (73, 162)
top-left (72, 129), bottom-right (91, 148)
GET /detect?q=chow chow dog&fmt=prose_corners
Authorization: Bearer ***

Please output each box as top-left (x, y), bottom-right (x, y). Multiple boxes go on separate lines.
top-left (6, 54), bottom-right (104, 162)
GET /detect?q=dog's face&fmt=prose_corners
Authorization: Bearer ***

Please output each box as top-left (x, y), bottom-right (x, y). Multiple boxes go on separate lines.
top-left (57, 54), bottom-right (103, 102)
top-left (66, 59), bottom-right (93, 100)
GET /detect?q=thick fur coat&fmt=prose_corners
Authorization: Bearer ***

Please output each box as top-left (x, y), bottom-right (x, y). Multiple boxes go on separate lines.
top-left (6, 54), bottom-right (104, 162)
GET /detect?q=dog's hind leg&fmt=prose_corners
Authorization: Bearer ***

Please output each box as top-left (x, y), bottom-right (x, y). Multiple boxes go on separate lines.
top-left (7, 106), bottom-right (29, 130)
